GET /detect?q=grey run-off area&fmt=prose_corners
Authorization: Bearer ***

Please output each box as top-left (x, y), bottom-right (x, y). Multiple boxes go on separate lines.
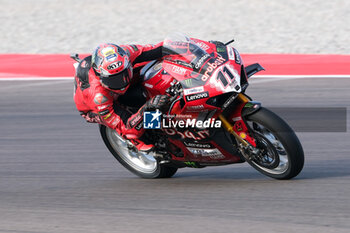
top-left (0, 78), bottom-right (349, 232)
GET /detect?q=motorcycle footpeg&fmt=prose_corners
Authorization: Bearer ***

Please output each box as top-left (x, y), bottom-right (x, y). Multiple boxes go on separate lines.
top-left (153, 151), bottom-right (172, 161)
top-left (126, 140), bottom-right (138, 152)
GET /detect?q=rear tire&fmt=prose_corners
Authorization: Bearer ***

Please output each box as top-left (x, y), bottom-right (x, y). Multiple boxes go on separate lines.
top-left (100, 125), bottom-right (178, 178)
top-left (244, 107), bottom-right (304, 179)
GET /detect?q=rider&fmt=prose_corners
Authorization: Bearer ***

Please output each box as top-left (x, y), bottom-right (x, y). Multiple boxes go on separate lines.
top-left (73, 42), bottom-right (170, 152)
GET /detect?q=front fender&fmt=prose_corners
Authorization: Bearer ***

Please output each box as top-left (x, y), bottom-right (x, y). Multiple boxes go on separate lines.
top-left (241, 101), bottom-right (261, 117)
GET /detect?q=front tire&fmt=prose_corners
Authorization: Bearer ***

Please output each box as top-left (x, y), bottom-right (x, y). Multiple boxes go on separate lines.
top-left (99, 125), bottom-right (178, 178)
top-left (244, 107), bottom-right (304, 179)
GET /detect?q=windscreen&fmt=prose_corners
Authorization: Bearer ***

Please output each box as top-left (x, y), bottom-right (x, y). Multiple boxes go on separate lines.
top-left (162, 33), bottom-right (231, 89)
top-left (163, 33), bottom-right (213, 72)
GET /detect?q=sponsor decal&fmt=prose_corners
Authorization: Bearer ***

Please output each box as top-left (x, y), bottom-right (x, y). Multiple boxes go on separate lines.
top-left (172, 59), bottom-right (193, 69)
top-left (153, 62), bottom-right (163, 71)
top-left (228, 47), bottom-right (235, 60)
top-left (215, 65), bottom-right (241, 91)
top-left (107, 61), bottom-right (122, 70)
top-left (184, 78), bottom-right (193, 87)
top-left (231, 116), bottom-right (242, 121)
top-left (108, 117), bottom-right (120, 128)
top-left (234, 121), bottom-right (243, 131)
top-left (106, 54), bottom-right (117, 62)
top-left (185, 91), bottom-right (209, 102)
top-left (217, 47), bottom-right (226, 53)
top-left (184, 161), bottom-right (198, 168)
top-left (184, 86), bottom-right (204, 95)
top-left (172, 65), bottom-right (187, 75)
top-left (98, 109), bottom-right (110, 116)
top-left (101, 47), bottom-right (118, 62)
top-left (187, 148), bottom-right (225, 159)
top-left (186, 105), bottom-right (205, 111)
top-left (135, 121), bottom-right (143, 131)
top-left (130, 45), bottom-right (139, 52)
top-left (201, 55), bottom-right (226, 81)
top-left (94, 93), bottom-right (108, 104)
top-left (194, 54), bottom-right (210, 69)
top-left (196, 41), bottom-right (210, 51)
top-left (169, 41), bottom-right (189, 47)
top-left (234, 48), bottom-right (241, 64)
top-left (143, 110), bottom-right (162, 129)
top-left (222, 94), bottom-right (236, 108)
top-left (97, 104), bottom-right (110, 110)
top-left (244, 102), bottom-right (254, 108)
top-left (103, 113), bottom-right (112, 120)
top-left (129, 114), bottom-right (143, 128)
top-left (144, 83), bottom-right (153, 88)
top-left (101, 47), bottom-right (115, 57)
top-left (183, 141), bottom-right (214, 149)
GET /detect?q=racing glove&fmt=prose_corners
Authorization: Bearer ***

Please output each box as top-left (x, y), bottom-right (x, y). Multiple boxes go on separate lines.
top-left (80, 111), bottom-right (102, 123)
top-left (144, 95), bottom-right (171, 113)
top-left (120, 95), bottom-right (170, 139)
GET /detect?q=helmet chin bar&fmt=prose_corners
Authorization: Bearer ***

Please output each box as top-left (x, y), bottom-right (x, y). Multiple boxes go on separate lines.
top-left (100, 80), bottom-right (108, 89)
top-left (100, 79), bottom-right (129, 94)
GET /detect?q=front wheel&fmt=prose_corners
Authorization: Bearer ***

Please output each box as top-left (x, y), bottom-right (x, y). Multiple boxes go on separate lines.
top-left (243, 107), bottom-right (304, 179)
top-left (99, 125), bottom-right (178, 178)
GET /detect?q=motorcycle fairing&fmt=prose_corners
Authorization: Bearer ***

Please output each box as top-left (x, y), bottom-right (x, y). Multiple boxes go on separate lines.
top-left (141, 33), bottom-right (257, 164)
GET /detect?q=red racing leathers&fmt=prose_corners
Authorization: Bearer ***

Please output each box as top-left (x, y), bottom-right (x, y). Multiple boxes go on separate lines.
top-left (74, 42), bottom-right (164, 140)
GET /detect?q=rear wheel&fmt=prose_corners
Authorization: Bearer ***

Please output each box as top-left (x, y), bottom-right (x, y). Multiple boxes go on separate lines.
top-left (243, 107), bottom-right (304, 179)
top-left (100, 125), bottom-right (178, 178)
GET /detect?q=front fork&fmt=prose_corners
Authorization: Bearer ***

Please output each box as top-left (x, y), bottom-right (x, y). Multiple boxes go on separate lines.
top-left (219, 114), bottom-right (250, 147)
top-left (218, 93), bottom-right (260, 159)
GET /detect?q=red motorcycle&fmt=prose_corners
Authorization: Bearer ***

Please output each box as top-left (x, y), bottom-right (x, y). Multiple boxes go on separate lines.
top-left (98, 34), bottom-right (304, 179)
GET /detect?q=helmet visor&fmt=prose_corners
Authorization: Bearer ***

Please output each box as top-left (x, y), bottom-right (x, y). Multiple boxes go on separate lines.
top-left (100, 69), bottom-right (130, 90)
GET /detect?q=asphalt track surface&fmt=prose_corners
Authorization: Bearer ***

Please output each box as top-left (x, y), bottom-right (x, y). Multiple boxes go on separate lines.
top-left (0, 78), bottom-right (349, 233)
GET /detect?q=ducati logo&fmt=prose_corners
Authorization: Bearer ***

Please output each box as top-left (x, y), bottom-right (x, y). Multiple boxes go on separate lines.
top-left (94, 93), bottom-right (108, 104)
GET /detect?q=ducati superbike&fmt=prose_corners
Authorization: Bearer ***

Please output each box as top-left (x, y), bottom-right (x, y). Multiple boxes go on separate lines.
top-left (73, 33), bottom-right (304, 180)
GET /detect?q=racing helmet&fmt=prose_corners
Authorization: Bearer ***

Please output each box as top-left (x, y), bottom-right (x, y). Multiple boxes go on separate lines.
top-left (92, 43), bottom-right (132, 94)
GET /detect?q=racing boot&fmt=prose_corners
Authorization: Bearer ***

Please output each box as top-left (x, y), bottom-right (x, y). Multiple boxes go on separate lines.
top-left (127, 138), bottom-right (154, 152)
top-left (122, 123), bottom-right (154, 152)
top-left (123, 95), bottom-right (170, 153)
top-left (122, 108), bottom-right (154, 153)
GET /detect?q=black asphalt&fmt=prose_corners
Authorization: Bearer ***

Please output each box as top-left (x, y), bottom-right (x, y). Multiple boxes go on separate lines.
top-left (0, 78), bottom-right (349, 233)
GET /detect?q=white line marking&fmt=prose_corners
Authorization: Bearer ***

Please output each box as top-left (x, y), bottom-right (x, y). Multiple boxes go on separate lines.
top-left (249, 75), bottom-right (350, 84)
top-left (0, 77), bottom-right (74, 81)
top-left (0, 75), bottom-right (350, 82)
top-left (254, 75), bottom-right (350, 78)
top-left (0, 80), bottom-right (72, 90)
top-left (249, 78), bottom-right (295, 84)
